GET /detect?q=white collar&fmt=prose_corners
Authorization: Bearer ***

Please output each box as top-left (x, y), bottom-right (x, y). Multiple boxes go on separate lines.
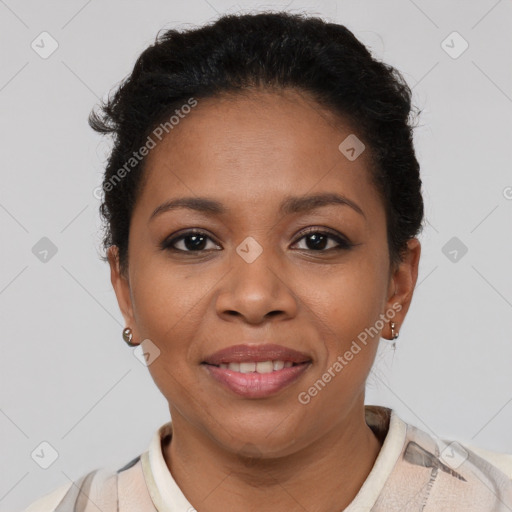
top-left (344, 409), bottom-right (407, 511)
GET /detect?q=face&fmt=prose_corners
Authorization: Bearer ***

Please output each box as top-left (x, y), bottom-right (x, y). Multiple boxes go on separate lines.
top-left (109, 88), bottom-right (420, 458)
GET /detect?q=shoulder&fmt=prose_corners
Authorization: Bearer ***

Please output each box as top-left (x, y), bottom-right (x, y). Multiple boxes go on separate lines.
top-left (400, 419), bottom-right (512, 509)
top-left (369, 408), bottom-right (512, 511)
top-left (20, 462), bottom-right (122, 512)
top-left (22, 481), bottom-right (73, 512)
top-left (19, 422), bottom-right (169, 512)
top-left (465, 444), bottom-right (512, 479)
top-left (20, 453), bottom-right (146, 512)
top-left (386, 410), bottom-right (512, 482)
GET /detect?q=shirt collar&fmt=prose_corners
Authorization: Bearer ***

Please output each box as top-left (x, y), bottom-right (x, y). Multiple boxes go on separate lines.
top-left (344, 407), bottom-right (408, 511)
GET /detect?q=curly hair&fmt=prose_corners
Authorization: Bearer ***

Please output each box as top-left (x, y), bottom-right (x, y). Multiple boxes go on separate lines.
top-left (89, 11), bottom-right (424, 276)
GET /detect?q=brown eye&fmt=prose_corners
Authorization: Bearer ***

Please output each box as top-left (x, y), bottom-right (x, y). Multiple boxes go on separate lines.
top-left (161, 230), bottom-right (221, 252)
top-left (293, 229), bottom-right (353, 252)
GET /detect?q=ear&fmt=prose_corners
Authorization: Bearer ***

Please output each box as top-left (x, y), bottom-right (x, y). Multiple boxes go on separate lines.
top-left (383, 238), bottom-right (421, 340)
top-left (107, 246), bottom-right (138, 336)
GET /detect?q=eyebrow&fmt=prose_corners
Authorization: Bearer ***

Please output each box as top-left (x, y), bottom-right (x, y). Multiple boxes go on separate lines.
top-left (149, 192), bottom-right (366, 222)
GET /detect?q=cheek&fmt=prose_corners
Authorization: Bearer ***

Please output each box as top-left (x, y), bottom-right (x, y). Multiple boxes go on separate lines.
top-left (297, 253), bottom-right (389, 349)
top-left (129, 262), bottom-right (205, 408)
top-left (130, 258), bottom-right (210, 339)
top-left (293, 258), bottom-right (388, 420)
top-left (128, 261), bottom-right (213, 399)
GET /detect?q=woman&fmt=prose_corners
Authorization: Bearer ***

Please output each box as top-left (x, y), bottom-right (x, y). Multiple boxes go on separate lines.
top-left (23, 11), bottom-right (512, 512)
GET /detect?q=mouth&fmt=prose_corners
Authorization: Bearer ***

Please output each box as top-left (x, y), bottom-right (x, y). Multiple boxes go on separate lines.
top-left (201, 344), bottom-right (312, 399)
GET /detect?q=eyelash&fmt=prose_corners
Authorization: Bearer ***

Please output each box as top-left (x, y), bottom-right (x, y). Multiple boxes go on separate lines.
top-left (160, 227), bottom-right (354, 254)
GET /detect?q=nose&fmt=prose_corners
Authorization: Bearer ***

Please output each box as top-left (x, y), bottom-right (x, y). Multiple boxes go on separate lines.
top-left (215, 246), bottom-right (298, 325)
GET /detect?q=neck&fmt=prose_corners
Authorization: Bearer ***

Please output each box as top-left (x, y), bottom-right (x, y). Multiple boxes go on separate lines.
top-left (163, 401), bottom-right (383, 512)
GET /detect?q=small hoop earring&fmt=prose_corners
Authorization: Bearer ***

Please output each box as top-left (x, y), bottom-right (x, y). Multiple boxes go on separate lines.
top-left (389, 322), bottom-right (399, 352)
top-left (390, 321), bottom-right (399, 341)
top-left (122, 327), bottom-right (138, 347)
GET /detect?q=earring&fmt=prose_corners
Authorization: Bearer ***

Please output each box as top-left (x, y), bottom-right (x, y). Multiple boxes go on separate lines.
top-left (122, 327), bottom-right (138, 347)
top-left (389, 321), bottom-right (399, 351)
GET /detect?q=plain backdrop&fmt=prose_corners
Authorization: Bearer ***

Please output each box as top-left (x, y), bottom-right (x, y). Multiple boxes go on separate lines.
top-left (1, 0), bottom-right (511, 510)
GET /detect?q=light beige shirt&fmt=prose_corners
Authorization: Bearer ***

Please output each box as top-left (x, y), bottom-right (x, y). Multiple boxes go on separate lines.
top-left (22, 406), bottom-right (512, 511)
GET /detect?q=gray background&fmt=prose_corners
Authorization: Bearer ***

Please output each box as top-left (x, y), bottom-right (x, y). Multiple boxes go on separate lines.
top-left (1, 0), bottom-right (511, 510)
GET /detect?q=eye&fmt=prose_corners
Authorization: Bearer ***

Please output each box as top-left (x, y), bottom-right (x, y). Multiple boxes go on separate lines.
top-left (292, 228), bottom-right (353, 252)
top-left (161, 230), bottom-right (221, 253)
top-left (161, 227), bottom-right (354, 254)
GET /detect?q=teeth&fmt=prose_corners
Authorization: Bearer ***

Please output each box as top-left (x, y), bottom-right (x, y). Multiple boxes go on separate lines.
top-left (273, 360), bottom-right (285, 370)
top-left (256, 361), bottom-right (274, 373)
top-left (239, 362), bottom-right (256, 373)
top-left (218, 360), bottom-right (296, 373)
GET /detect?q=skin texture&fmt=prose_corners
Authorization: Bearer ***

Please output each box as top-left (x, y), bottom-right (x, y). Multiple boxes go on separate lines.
top-left (108, 88), bottom-right (421, 512)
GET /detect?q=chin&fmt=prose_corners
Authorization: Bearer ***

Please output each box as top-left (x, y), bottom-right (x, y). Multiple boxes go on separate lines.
top-left (209, 407), bottom-right (310, 458)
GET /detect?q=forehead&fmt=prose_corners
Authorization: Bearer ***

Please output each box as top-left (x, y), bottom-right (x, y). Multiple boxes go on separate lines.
top-left (136, 89), bottom-right (383, 221)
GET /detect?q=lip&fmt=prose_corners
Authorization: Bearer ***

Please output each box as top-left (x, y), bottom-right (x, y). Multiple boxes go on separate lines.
top-left (202, 343), bottom-right (312, 399)
top-left (203, 363), bottom-right (311, 398)
top-left (202, 343), bottom-right (311, 365)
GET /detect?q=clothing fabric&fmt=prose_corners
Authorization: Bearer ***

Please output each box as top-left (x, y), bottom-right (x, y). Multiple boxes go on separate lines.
top-left (22, 406), bottom-right (512, 511)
